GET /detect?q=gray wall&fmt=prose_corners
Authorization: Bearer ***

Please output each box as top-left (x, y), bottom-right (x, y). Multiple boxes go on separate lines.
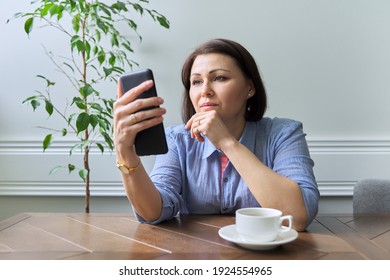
top-left (1, 0), bottom-right (390, 221)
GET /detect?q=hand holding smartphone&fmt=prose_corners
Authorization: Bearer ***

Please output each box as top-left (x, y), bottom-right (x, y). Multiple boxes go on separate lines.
top-left (119, 69), bottom-right (168, 156)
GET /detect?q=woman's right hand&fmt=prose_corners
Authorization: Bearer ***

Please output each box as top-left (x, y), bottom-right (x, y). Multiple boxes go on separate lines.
top-left (113, 80), bottom-right (166, 164)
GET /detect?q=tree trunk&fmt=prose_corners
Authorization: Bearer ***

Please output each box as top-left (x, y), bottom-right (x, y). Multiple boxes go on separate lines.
top-left (84, 145), bottom-right (90, 213)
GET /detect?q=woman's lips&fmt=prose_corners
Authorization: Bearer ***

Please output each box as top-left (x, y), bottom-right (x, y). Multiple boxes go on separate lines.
top-left (200, 102), bottom-right (218, 110)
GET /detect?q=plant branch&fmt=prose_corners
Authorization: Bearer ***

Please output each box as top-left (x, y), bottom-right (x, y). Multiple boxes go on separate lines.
top-left (42, 93), bottom-right (78, 134)
top-left (40, 17), bottom-right (72, 37)
top-left (43, 45), bottom-right (80, 92)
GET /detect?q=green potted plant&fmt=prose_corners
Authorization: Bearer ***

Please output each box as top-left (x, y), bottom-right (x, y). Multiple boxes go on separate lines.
top-left (8, 0), bottom-right (169, 212)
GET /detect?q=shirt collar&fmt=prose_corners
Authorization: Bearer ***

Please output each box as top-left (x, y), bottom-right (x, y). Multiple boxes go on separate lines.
top-left (201, 121), bottom-right (256, 159)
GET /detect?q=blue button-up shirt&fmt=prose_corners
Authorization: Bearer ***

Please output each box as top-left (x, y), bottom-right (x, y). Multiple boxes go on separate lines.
top-left (136, 117), bottom-right (320, 227)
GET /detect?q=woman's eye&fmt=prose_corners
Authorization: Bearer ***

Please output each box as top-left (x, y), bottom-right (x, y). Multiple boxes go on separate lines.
top-left (191, 80), bottom-right (202, 86)
top-left (214, 76), bottom-right (227, 81)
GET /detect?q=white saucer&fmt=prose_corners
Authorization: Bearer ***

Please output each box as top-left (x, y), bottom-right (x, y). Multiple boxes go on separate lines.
top-left (218, 224), bottom-right (298, 250)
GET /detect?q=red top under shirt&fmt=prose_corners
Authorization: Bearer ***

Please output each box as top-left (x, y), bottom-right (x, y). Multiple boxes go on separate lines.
top-left (221, 153), bottom-right (228, 174)
top-left (221, 153), bottom-right (229, 180)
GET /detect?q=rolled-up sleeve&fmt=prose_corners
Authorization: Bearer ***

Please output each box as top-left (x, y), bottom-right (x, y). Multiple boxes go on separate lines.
top-left (270, 119), bottom-right (320, 227)
top-left (134, 127), bottom-right (184, 224)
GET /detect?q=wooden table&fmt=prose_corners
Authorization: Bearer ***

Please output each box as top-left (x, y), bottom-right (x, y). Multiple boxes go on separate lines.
top-left (1, 212), bottom-right (390, 260)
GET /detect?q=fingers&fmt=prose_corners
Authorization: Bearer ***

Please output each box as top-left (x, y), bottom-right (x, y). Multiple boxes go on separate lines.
top-left (117, 78), bottom-right (124, 98)
top-left (118, 106), bottom-right (166, 133)
top-left (114, 80), bottom-right (164, 123)
top-left (114, 113), bottom-right (164, 162)
top-left (185, 115), bottom-right (205, 142)
top-left (129, 107), bottom-right (166, 127)
top-left (186, 111), bottom-right (229, 144)
top-left (114, 79), bottom-right (165, 151)
top-left (114, 107), bottom-right (165, 154)
top-left (194, 120), bottom-right (204, 142)
top-left (117, 79), bottom-right (154, 102)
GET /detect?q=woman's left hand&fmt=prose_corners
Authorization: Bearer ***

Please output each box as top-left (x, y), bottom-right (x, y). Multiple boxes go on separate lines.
top-left (184, 111), bottom-right (234, 149)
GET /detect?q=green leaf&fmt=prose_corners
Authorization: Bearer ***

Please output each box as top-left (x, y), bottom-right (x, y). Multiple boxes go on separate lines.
top-left (80, 85), bottom-right (94, 98)
top-left (45, 100), bottom-right (54, 116)
top-left (79, 169), bottom-right (88, 181)
top-left (132, 3), bottom-right (143, 14)
top-left (70, 143), bottom-right (81, 156)
top-left (108, 54), bottom-right (116, 66)
top-left (85, 40), bottom-right (91, 60)
top-left (76, 41), bottom-right (85, 52)
top-left (23, 95), bottom-right (42, 111)
top-left (43, 134), bottom-right (52, 152)
top-left (69, 140), bottom-right (89, 155)
top-left (31, 100), bottom-right (41, 111)
top-left (68, 113), bottom-right (77, 126)
top-left (40, 3), bottom-right (52, 17)
top-left (96, 143), bottom-right (104, 153)
top-left (92, 45), bottom-right (99, 56)
top-left (72, 13), bottom-right (80, 33)
top-left (61, 128), bottom-right (67, 136)
top-left (97, 50), bottom-right (105, 64)
top-left (98, 118), bottom-right (108, 130)
top-left (127, 19), bottom-right (137, 30)
top-left (36, 75), bottom-right (55, 87)
top-left (49, 4), bottom-right (59, 17)
top-left (90, 114), bottom-right (99, 128)
top-left (103, 98), bottom-right (114, 112)
top-left (95, 30), bottom-right (101, 42)
top-left (101, 131), bottom-right (114, 150)
top-left (103, 67), bottom-right (112, 77)
top-left (46, 4), bottom-right (64, 20)
top-left (56, 5), bottom-right (64, 20)
top-left (122, 42), bottom-right (134, 53)
top-left (72, 96), bottom-right (86, 109)
top-left (70, 35), bottom-right (85, 52)
top-left (22, 95), bottom-right (39, 104)
top-left (63, 62), bottom-right (75, 73)
top-left (96, 19), bottom-right (108, 34)
top-left (78, 0), bottom-right (85, 12)
top-left (91, 103), bottom-right (103, 112)
top-left (157, 16), bottom-right (170, 28)
top-left (110, 34), bottom-right (119, 47)
top-left (69, 1), bottom-right (77, 11)
top-left (49, 165), bottom-right (63, 175)
top-left (70, 35), bottom-right (80, 47)
top-left (98, 4), bottom-right (111, 17)
top-left (68, 164), bottom-right (75, 174)
top-left (76, 112), bottom-right (90, 133)
top-left (24, 17), bottom-right (34, 35)
top-left (112, 2), bottom-right (128, 12)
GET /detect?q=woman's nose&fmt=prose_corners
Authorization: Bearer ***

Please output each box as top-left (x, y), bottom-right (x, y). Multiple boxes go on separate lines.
top-left (200, 82), bottom-right (213, 97)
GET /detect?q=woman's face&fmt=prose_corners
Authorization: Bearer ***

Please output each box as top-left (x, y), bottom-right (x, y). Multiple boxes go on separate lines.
top-left (189, 53), bottom-right (254, 123)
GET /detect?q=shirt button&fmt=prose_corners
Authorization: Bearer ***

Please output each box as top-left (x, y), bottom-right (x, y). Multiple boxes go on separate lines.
top-left (223, 178), bottom-right (228, 183)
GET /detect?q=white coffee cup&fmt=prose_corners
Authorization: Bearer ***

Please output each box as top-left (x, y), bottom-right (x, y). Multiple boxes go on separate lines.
top-left (235, 207), bottom-right (293, 243)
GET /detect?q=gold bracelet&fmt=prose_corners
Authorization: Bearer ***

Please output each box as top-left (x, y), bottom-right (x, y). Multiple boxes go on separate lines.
top-left (116, 159), bottom-right (140, 175)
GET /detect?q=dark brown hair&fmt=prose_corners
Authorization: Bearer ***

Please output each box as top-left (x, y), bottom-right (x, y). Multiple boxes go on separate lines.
top-left (181, 38), bottom-right (267, 122)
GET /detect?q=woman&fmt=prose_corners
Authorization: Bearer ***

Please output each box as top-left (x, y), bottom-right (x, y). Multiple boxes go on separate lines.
top-left (113, 38), bottom-right (319, 231)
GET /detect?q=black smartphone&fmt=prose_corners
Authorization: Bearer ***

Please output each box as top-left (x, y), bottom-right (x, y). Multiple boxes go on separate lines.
top-left (119, 69), bottom-right (168, 156)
